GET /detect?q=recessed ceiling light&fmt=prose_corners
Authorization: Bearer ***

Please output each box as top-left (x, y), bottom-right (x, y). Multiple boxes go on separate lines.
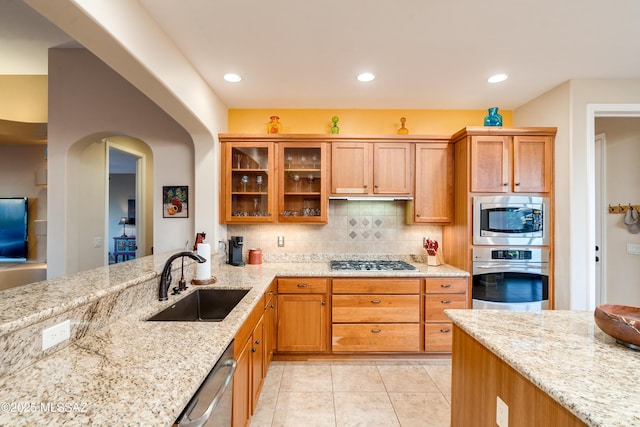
top-left (357, 72), bottom-right (375, 82)
top-left (488, 73), bottom-right (508, 83)
top-left (224, 73), bottom-right (242, 83)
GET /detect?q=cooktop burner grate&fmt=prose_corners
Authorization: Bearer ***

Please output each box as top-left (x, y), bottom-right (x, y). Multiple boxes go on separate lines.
top-left (330, 260), bottom-right (417, 271)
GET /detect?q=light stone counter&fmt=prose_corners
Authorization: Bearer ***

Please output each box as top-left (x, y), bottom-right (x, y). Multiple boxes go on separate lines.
top-left (0, 255), bottom-right (467, 427)
top-left (446, 309), bottom-right (640, 427)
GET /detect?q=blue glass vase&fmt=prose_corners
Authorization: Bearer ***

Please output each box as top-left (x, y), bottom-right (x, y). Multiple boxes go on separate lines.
top-left (484, 107), bottom-right (503, 126)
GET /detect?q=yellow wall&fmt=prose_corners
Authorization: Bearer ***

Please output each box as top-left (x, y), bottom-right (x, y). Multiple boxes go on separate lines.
top-left (228, 109), bottom-right (513, 135)
top-left (0, 76), bottom-right (48, 123)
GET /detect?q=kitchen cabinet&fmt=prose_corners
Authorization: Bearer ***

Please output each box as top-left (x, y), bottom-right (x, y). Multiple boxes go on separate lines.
top-left (424, 277), bottom-right (468, 353)
top-left (278, 142), bottom-right (328, 223)
top-left (470, 134), bottom-right (553, 193)
top-left (331, 278), bottom-right (421, 352)
top-left (276, 277), bottom-right (329, 353)
top-left (232, 282), bottom-right (276, 427)
top-left (413, 142), bottom-right (454, 223)
top-left (331, 142), bottom-right (412, 196)
top-left (221, 140), bottom-right (275, 223)
top-left (263, 282), bottom-right (277, 368)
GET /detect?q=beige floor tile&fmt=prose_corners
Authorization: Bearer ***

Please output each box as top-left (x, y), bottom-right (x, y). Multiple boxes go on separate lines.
top-left (334, 391), bottom-right (400, 427)
top-left (388, 392), bottom-right (451, 427)
top-left (271, 391), bottom-right (336, 427)
top-left (331, 364), bottom-right (386, 392)
top-left (250, 391), bottom-right (278, 427)
top-left (279, 364), bottom-right (333, 392)
top-left (261, 364), bottom-right (285, 394)
top-left (377, 364), bottom-right (440, 393)
top-left (423, 364), bottom-right (452, 395)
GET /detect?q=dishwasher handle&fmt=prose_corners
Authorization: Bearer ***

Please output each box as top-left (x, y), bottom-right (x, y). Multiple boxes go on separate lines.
top-left (179, 358), bottom-right (237, 427)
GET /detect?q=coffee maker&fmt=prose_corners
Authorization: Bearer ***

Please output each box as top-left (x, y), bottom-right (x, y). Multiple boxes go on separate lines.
top-left (228, 236), bottom-right (244, 266)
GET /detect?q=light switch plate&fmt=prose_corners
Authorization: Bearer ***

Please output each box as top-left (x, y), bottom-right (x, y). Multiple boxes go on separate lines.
top-left (278, 236), bottom-right (285, 247)
top-left (627, 243), bottom-right (640, 255)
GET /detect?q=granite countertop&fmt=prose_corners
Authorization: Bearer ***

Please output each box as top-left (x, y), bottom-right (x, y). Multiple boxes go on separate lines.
top-left (446, 309), bottom-right (640, 427)
top-left (0, 255), bottom-right (467, 426)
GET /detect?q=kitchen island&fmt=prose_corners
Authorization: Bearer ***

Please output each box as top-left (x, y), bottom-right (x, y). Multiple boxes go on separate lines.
top-left (446, 309), bottom-right (640, 427)
top-left (0, 252), bottom-right (466, 426)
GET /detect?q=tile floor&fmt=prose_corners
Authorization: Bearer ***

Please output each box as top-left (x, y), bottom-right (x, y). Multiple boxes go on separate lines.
top-left (249, 359), bottom-right (452, 427)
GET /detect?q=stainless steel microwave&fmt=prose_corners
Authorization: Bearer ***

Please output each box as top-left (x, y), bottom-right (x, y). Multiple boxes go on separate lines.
top-left (473, 195), bottom-right (549, 246)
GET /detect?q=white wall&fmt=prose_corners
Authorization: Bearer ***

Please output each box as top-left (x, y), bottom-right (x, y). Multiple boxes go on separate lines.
top-left (515, 79), bottom-right (640, 310)
top-left (47, 49), bottom-right (195, 278)
top-left (595, 117), bottom-right (640, 305)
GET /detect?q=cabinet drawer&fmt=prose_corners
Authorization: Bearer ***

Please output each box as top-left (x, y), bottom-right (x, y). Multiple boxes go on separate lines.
top-left (264, 280), bottom-right (276, 307)
top-left (425, 294), bottom-right (467, 322)
top-left (424, 277), bottom-right (467, 294)
top-left (332, 323), bottom-right (421, 352)
top-left (278, 278), bottom-right (328, 293)
top-left (425, 322), bottom-right (453, 352)
top-left (332, 295), bottom-right (420, 323)
top-left (333, 278), bottom-right (420, 294)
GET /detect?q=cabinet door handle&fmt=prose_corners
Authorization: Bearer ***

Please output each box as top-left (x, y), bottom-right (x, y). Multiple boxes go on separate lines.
top-left (363, 184), bottom-right (368, 189)
top-left (321, 301), bottom-right (326, 305)
top-left (251, 348), bottom-right (257, 353)
top-left (441, 299), bottom-right (452, 304)
top-left (440, 328), bottom-right (451, 333)
top-left (416, 214), bottom-right (421, 217)
top-left (297, 283), bottom-right (308, 288)
top-left (374, 184), bottom-right (379, 188)
top-left (370, 300), bottom-right (382, 304)
top-left (254, 340), bottom-right (260, 345)
top-left (440, 284), bottom-right (452, 288)
top-left (503, 182), bottom-right (509, 187)
top-left (371, 329), bottom-right (382, 333)
top-left (269, 304), bottom-right (275, 309)
top-left (515, 182), bottom-right (521, 186)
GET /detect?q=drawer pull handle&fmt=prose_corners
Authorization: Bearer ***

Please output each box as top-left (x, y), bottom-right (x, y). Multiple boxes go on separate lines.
top-left (254, 340), bottom-right (261, 345)
top-left (440, 328), bottom-right (451, 333)
top-left (441, 299), bottom-right (452, 304)
top-left (371, 329), bottom-right (382, 333)
top-left (251, 348), bottom-right (257, 353)
top-left (441, 284), bottom-right (452, 288)
top-left (297, 283), bottom-right (308, 288)
top-left (371, 300), bottom-right (382, 304)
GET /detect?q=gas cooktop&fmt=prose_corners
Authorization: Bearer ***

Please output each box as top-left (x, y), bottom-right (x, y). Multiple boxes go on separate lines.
top-left (330, 260), bottom-right (417, 271)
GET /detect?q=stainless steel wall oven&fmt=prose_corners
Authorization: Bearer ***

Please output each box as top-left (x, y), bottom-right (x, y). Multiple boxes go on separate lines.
top-left (472, 247), bottom-right (549, 311)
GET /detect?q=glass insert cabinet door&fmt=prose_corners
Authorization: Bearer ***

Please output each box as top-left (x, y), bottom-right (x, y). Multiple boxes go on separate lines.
top-left (225, 142), bottom-right (274, 223)
top-left (278, 142), bottom-right (327, 223)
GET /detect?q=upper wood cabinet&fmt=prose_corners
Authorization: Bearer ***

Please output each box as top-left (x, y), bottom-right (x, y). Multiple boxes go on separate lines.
top-left (278, 142), bottom-right (328, 223)
top-left (470, 133), bottom-right (553, 193)
top-left (221, 141), bottom-right (276, 223)
top-left (331, 142), bottom-right (412, 196)
top-left (414, 142), bottom-right (454, 222)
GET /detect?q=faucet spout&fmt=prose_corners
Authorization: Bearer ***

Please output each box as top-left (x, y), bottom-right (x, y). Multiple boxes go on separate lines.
top-left (159, 251), bottom-right (207, 301)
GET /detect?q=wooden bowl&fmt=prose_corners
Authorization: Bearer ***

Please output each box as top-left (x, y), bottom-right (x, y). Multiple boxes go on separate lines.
top-left (594, 304), bottom-right (640, 350)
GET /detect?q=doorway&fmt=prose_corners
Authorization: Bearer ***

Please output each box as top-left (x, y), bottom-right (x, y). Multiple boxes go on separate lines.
top-left (587, 104), bottom-right (640, 309)
top-left (108, 146), bottom-right (139, 263)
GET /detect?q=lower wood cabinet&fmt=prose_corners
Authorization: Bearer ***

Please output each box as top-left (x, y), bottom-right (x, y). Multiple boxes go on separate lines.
top-left (332, 278), bottom-right (421, 353)
top-left (276, 278), bottom-right (329, 353)
top-left (232, 280), bottom-right (276, 427)
top-left (424, 277), bottom-right (468, 353)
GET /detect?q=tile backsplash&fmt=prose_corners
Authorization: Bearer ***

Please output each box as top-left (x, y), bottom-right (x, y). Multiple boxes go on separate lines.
top-left (226, 200), bottom-right (443, 258)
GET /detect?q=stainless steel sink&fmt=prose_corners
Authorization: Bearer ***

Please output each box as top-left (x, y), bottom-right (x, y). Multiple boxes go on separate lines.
top-left (147, 288), bottom-right (250, 322)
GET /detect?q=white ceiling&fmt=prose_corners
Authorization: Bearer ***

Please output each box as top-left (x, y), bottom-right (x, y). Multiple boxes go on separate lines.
top-left (2, 0), bottom-right (640, 110)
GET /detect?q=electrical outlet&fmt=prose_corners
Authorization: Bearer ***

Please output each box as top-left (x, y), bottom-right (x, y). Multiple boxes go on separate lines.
top-left (42, 320), bottom-right (71, 351)
top-left (496, 396), bottom-right (509, 427)
top-left (278, 235), bottom-right (285, 247)
top-left (94, 237), bottom-right (102, 248)
top-left (627, 243), bottom-right (640, 255)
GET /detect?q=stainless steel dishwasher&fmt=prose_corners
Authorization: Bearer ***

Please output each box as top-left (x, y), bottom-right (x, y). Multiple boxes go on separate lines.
top-left (174, 340), bottom-right (236, 427)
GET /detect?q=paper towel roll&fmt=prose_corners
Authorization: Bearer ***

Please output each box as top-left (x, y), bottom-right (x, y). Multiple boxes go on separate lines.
top-left (196, 242), bottom-right (211, 280)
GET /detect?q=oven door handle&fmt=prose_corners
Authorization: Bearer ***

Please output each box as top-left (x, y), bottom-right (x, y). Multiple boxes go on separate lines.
top-left (475, 264), bottom-right (513, 269)
top-left (179, 358), bottom-right (237, 427)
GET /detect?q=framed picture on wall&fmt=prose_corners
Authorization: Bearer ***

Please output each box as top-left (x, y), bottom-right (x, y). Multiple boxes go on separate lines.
top-left (163, 185), bottom-right (189, 218)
